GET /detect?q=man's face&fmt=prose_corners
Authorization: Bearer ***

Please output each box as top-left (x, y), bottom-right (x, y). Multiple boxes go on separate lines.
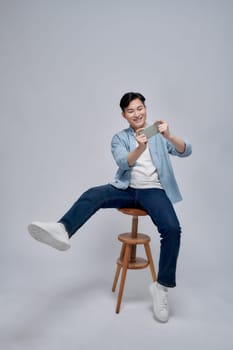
top-left (122, 98), bottom-right (147, 131)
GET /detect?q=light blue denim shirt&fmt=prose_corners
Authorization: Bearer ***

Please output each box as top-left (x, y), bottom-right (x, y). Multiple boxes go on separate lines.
top-left (110, 126), bottom-right (192, 203)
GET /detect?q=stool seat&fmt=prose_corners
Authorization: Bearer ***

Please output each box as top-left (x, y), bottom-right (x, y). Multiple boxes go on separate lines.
top-left (118, 208), bottom-right (147, 216)
top-left (112, 208), bottom-right (157, 313)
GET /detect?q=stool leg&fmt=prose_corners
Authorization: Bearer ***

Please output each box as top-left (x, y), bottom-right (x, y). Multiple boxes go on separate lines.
top-left (115, 244), bottom-right (131, 313)
top-left (130, 216), bottom-right (138, 263)
top-left (112, 265), bottom-right (121, 293)
top-left (112, 243), bottom-right (126, 292)
top-left (144, 242), bottom-right (157, 282)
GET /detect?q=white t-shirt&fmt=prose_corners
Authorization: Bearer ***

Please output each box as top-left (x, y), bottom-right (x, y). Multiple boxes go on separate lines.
top-left (129, 143), bottom-right (163, 189)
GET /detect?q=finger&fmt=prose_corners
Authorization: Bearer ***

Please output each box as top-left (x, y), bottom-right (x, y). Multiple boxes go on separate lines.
top-left (135, 128), bottom-right (145, 136)
top-left (137, 136), bottom-right (147, 143)
top-left (136, 134), bottom-right (148, 143)
top-left (158, 124), bottom-right (164, 131)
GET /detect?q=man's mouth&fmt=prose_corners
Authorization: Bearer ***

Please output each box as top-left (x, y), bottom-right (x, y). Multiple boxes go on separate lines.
top-left (133, 116), bottom-right (143, 122)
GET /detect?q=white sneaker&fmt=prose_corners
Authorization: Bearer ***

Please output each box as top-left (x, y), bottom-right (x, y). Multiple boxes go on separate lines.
top-left (149, 282), bottom-right (169, 322)
top-left (28, 222), bottom-right (71, 251)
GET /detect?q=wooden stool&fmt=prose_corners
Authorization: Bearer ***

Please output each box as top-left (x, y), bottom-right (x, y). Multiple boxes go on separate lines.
top-left (112, 208), bottom-right (157, 313)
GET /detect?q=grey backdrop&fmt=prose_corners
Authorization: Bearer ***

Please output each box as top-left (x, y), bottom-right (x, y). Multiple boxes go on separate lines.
top-left (1, 0), bottom-right (233, 349)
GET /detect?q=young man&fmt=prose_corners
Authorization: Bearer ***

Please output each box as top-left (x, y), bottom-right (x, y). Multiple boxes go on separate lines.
top-left (28, 92), bottom-right (192, 322)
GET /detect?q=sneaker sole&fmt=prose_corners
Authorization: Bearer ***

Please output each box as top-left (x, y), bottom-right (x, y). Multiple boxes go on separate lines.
top-left (28, 224), bottom-right (70, 251)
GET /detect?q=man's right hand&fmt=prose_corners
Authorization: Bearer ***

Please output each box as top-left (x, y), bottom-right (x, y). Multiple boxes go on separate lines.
top-left (127, 129), bottom-right (148, 166)
top-left (135, 128), bottom-right (148, 151)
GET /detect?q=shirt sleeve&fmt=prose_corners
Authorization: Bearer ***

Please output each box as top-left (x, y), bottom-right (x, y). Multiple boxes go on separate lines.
top-left (166, 139), bottom-right (192, 157)
top-left (111, 133), bottom-right (131, 170)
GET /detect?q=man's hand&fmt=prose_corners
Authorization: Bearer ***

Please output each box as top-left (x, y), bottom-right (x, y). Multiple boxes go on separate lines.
top-left (135, 128), bottom-right (148, 151)
top-left (157, 120), bottom-right (171, 139)
top-left (127, 128), bottom-right (148, 166)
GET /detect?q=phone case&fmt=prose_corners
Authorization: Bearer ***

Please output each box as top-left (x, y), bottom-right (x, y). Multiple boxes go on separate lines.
top-left (138, 122), bottom-right (159, 138)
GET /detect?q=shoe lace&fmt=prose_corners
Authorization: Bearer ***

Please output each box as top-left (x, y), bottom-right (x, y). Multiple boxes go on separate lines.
top-left (159, 291), bottom-right (168, 311)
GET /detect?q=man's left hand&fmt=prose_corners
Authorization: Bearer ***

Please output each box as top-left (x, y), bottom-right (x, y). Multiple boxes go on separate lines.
top-left (157, 120), bottom-right (171, 139)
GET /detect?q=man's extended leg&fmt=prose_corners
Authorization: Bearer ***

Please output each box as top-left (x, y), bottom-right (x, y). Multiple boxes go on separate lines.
top-left (28, 184), bottom-right (136, 250)
top-left (58, 184), bottom-right (136, 237)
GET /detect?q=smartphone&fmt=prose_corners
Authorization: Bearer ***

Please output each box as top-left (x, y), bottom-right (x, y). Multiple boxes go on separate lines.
top-left (138, 122), bottom-right (160, 139)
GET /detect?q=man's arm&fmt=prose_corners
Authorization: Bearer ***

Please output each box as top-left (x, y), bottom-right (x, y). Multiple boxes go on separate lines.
top-left (127, 131), bottom-right (147, 166)
top-left (111, 131), bottom-right (148, 168)
top-left (157, 120), bottom-right (186, 154)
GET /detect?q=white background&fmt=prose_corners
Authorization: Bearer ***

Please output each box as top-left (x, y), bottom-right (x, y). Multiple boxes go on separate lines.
top-left (1, 0), bottom-right (233, 349)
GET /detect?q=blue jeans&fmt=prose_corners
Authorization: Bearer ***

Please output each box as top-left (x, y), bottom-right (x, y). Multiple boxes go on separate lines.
top-left (59, 184), bottom-right (181, 288)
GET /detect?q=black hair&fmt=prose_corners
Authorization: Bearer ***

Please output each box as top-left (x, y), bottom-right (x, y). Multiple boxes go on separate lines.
top-left (119, 92), bottom-right (146, 111)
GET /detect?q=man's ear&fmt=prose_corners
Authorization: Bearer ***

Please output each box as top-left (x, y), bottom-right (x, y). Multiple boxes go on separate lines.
top-left (122, 111), bottom-right (126, 120)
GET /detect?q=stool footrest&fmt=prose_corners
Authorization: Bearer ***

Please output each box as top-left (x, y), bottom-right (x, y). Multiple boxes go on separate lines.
top-left (117, 257), bottom-right (149, 269)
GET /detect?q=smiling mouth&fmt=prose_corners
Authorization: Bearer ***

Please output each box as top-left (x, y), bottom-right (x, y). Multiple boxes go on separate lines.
top-left (133, 116), bottom-right (144, 122)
